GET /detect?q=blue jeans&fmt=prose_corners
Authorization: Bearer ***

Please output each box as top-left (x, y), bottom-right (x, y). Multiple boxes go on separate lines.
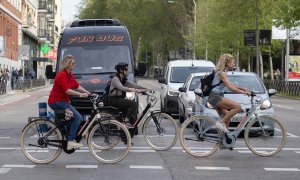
top-left (48, 102), bottom-right (83, 141)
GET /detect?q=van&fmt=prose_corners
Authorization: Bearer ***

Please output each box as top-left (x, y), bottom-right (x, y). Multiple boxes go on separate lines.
top-left (158, 60), bottom-right (215, 115)
top-left (45, 19), bottom-right (145, 114)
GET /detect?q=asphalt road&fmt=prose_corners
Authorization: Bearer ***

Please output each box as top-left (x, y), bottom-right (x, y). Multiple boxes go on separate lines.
top-left (0, 78), bottom-right (299, 180)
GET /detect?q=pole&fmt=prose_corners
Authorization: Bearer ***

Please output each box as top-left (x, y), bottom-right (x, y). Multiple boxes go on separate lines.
top-left (285, 29), bottom-right (290, 81)
top-left (192, 0), bottom-right (196, 60)
top-left (255, 0), bottom-right (260, 76)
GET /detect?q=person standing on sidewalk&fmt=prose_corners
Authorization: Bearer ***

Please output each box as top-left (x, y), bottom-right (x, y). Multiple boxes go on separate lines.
top-left (48, 55), bottom-right (91, 150)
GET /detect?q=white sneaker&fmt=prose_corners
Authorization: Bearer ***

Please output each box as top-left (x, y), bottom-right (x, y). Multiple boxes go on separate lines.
top-left (214, 121), bottom-right (229, 133)
top-left (67, 141), bottom-right (83, 150)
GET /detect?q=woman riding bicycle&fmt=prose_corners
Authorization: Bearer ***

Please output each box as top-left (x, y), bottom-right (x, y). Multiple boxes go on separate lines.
top-left (109, 62), bottom-right (149, 129)
top-left (48, 55), bottom-right (91, 150)
top-left (209, 54), bottom-right (251, 132)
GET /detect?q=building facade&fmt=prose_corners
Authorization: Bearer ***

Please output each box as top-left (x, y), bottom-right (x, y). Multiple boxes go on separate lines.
top-left (0, 0), bottom-right (22, 71)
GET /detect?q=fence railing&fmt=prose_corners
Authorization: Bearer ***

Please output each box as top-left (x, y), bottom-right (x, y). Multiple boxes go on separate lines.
top-left (14, 79), bottom-right (46, 91)
top-left (264, 80), bottom-right (300, 96)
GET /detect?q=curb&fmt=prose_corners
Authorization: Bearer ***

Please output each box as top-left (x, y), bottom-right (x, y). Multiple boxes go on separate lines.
top-left (274, 94), bottom-right (300, 100)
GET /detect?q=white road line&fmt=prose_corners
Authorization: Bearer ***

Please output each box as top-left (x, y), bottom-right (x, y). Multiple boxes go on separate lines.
top-left (238, 150), bottom-right (252, 153)
top-left (295, 151), bottom-right (300, 154)
top-left (0, 168), bottom-right (11, 174)
top-left (130, 165), bottom-right (163, 169)
top-left (0, 95), bottom-right (31, 105)
top-left (66, 165), bottom-right (98, 169)
top-left (130, 150), bottom-right (156, 153)
top-left (0, 137), bottom-right (10, 139)
top-left (264, 168), bottom-right (300, 172)
top-left (286, 132), bottom-right (298, 138)
top-left (195, 167), bottom-right (231, 171)
top-left (2, 164), bottom-right (35, 168)
top-left (273, 104), bottom-right (295, 110)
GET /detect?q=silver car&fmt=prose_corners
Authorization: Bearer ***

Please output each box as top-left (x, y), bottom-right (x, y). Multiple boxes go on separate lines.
top-left (178, 73), bottom-right (207, 123)
top-left (192, 71), bottom-right (276, 131)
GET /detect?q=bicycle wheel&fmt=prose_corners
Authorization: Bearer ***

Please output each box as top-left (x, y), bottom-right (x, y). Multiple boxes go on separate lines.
top-left (244, 115), bottom-right (287, 157)
top-left (20, 119), bottom-right (63, 164)
top-left (88, 120), bottom-right (131, 164)
top-left (180, 115), bottom-right (221, 157)
top-left (143, 112), bottom-right (178, 151)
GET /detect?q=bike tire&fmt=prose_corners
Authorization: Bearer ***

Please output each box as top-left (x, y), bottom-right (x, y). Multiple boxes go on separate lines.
top-left (88, 120), bottom-right (131, 164)
top-left (20, 119), bottom-right (63, 164)
top-left (244, 115), bottom-right (287, 157)
top-left (143, 112), bottom-right (178, 151)
top-left (180, 115), bottom-right (221, 157)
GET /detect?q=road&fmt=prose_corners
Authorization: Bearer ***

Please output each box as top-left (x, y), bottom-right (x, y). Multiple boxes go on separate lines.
top-left (0, 78), bottom-right (299, 180)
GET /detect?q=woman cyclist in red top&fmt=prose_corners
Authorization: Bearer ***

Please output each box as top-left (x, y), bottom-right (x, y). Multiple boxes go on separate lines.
top-left (48, 55), bottom-right (91, 150)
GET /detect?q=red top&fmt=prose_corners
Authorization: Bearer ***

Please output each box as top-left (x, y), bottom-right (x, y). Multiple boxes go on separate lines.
top-left (48, 69), bottom-right (79, 104)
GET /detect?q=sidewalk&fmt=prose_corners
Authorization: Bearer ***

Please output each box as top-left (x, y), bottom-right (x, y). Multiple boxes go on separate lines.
top-left (0, 82), bottom-right (50, 105)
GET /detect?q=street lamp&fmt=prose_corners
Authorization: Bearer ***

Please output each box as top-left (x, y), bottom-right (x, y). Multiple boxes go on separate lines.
top-left (192, 0), bottom-right (196, 60)
top-left (167, 0), bottom-right (188, 59)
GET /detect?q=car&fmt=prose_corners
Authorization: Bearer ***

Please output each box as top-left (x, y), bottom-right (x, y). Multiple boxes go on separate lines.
top-left (178, 72), bottom-right (207, 123)
top-left (192, 71), bottom-right (277, 132)
top-left (158, 60), bottom-right (215, 116)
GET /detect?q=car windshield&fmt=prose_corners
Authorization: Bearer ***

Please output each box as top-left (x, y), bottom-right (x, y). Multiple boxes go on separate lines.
top-left (225, 75), bottom-right (265, 93)
top-left (189, 76), bottom-right (204, 91)
top-left (170, 67), bottom-right (213, 83)
top-left (59, 45), bottom-right (132, 74)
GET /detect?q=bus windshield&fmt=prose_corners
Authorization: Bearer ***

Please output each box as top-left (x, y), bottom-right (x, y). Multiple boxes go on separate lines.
top-left (59, 45), bottom-right (132, 74)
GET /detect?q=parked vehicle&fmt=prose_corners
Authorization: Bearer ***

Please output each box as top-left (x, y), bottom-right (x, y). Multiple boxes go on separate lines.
top-left (178, 72), bottom-right (207, 123)
top-left (192, 71), bottom-right (277, 131)
top-left (45, 19), bottom-right (146, 114)
top-left (158, 60), bottom-right (215, 115)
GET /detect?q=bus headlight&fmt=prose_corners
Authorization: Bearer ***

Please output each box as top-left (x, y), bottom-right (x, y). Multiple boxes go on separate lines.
top-left (126, 92), bottom-right (135, 100)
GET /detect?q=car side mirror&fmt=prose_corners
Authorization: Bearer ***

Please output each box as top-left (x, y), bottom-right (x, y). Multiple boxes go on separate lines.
top-left (45, 65), bottom-right (56, 79)
top-left (268, 89), bottom-right (277, 97)
top-left (178, 87), bottom-right (187, 92)
top-left (158, 77), bottom-right (166, 84)
top-left (194, 88), bottom-right (203, 97)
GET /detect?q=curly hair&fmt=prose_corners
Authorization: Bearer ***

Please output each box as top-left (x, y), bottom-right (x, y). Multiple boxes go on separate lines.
top-left (60, 55), bottom-right (75, 71)
top-left (215, 54), bottom-right (234, 71)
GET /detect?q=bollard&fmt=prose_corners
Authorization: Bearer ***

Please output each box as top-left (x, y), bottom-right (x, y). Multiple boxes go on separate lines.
top-left (38, 102), bottom-right (48, 132)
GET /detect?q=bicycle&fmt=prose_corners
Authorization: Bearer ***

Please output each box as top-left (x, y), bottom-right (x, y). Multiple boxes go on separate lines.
top-left (20, 94), bottom-right (131, 164)
top-left (113, 91), bottom-right (178, 151)
top-left (180, 91), bottom-right (287, 157)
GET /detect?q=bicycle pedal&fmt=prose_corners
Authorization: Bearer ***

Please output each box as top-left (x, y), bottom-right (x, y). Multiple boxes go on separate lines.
top-left (229, 147), bottom-right (233, 151)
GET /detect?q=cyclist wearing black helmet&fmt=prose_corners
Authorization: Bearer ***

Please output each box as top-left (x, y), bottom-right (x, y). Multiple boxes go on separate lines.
top-left (109, 62), bottom-right (148, 128)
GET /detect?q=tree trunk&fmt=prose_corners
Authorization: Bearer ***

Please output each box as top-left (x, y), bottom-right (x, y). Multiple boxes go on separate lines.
top-left (260, 51), bottom-right (264, 79)
top-left (269, 46), bottom-right (274, 80)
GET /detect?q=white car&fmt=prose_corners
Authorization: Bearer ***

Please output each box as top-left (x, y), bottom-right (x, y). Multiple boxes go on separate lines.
top-left (192, 71), bottom-right (276, 131)
top-left (178, 72), bottom-right (208, 123)
top-left (158, 60), bottom-right (215, 116)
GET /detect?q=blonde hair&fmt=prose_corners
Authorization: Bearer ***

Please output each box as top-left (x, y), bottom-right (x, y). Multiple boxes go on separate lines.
top-left (215, 54), bottom-right (234, 71)
top-left (60, 55), bottom-right (75, 71)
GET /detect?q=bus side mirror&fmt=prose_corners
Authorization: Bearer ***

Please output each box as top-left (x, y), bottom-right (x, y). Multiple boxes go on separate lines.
top-left (135, 62), bottom-right (147, 77)
top-left (45, 65), bottom-right (56, 79)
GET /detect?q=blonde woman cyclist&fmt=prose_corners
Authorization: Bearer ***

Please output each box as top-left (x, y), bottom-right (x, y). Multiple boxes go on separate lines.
top-left (208, 54), bottom-right (251, 132)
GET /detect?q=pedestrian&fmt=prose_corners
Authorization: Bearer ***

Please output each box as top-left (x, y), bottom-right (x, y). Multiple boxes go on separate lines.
top-left (11, 68), bottom-right (18, 90)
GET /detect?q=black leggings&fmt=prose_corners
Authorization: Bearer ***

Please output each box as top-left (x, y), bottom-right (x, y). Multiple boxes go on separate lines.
top-left (110, 97), bottom-right (138, 124)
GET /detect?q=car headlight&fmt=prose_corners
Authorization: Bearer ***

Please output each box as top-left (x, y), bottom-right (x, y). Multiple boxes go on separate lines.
top-left (260, 99), bottom-right (271, 110)
top-left (168, 90), bottom-right (179, 96)
top-left (126, 92), bottom-right (135, 100)
top-left (206, 102), bottom-right (214, 109)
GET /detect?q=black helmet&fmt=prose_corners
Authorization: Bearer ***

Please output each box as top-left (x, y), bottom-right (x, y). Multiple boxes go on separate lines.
top-left (115, 62), bottom-right (128, 72)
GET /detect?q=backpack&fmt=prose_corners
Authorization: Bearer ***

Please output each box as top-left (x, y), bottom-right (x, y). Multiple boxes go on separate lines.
top-left (200, 71), bottom-right (222, 96)
top-left (102, 75), bottom-right (126, 105)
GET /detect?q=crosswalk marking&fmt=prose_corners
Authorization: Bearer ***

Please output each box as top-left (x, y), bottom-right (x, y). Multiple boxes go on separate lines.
top-left (66, 165), bottom-right (98, 169)
top-left (2, 165), bottom-right (35, 168)
top-left (195, 167), bottom-right (231, 170)
top-left (264, 168), bottom-right (300, 172)
top-left (130, 165), bottom-right (163, 169)
top-left (0, 168), bottom-right (11, 174)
